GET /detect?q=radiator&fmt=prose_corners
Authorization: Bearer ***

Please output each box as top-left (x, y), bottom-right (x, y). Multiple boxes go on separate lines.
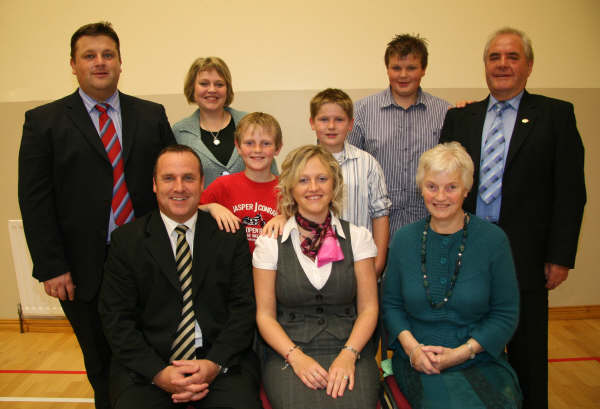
top-left (8, 220), bottom-right (64, 317)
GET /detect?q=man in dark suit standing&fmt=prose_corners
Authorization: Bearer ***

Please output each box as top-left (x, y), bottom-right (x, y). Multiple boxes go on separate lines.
top-left (99, 145), bottom-right (261, 409)
top-left (18, 22), bottom-right (175, 409)
top-left (440, 27), bottom-right (586, 409)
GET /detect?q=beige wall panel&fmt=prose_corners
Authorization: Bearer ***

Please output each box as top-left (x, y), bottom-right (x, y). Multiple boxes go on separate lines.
top-left (2, 87), bottom-right (598, 318)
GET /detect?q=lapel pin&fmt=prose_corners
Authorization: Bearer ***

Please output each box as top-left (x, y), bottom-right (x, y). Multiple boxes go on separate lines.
top-left (521, 118), bottom-right (529, 123)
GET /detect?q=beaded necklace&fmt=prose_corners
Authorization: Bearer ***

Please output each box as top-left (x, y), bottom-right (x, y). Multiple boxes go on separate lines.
top-left (421, 213), bottom-right (470, 309)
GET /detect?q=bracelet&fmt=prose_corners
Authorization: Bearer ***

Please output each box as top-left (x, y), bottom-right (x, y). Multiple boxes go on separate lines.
top-left (465, 340), bottom-right (475, 360)
top-left (282, 345), bottom-right (301, 369)
top-left (341, 345), bottom-right (360, 360)
top-left (409, 343), bottom-right (424, 368)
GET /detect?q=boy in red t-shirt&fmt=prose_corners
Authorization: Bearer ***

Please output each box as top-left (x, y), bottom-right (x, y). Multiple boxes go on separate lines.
top-left (200, 112), bottom-right (282, 252)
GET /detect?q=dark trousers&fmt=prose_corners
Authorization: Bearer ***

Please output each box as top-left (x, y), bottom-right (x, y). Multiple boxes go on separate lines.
top-left (61, 294), bottom-right (111, 409)
top-left (507, 290), bottom-right (548, 409)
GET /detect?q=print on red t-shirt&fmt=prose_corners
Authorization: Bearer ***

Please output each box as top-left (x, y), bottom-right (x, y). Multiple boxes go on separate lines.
top-left (200, 172), bottom-right (278, 253)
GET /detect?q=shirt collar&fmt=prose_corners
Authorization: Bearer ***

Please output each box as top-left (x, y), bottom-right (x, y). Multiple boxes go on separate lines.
top-left (380, 86), bottom-right (425, 109)
top-left (335, 142), bottom-right (360, 164)
top-left (78, 88), bottom-right (121, 115)
top-left (160, 211), bottom-right (198, 237)
top-left (280, 211), bottom-right (346, 242)
top-left (487, 90), bottom-right (524, 113)
top-left (177, 107), bottom-right (235, 136)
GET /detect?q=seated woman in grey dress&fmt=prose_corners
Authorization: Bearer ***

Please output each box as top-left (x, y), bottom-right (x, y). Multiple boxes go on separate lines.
top-left (253, 145), bottom-right (380, 409)
top-left (382, 142), bottom-right (522, 409)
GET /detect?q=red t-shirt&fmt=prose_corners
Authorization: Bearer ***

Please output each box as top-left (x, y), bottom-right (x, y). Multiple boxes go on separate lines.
top-left (200, 172), bottom-right (278, 253)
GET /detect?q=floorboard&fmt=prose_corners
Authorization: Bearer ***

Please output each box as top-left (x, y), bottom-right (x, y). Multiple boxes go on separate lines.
top-left (0, 319), bottom-right (598, 408)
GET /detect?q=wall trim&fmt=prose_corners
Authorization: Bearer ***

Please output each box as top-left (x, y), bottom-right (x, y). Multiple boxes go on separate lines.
top-left (0, 318), bottom-right (73, 333)
top-left (548, 305), bottom-right (600, 320)
top-left (1, 306), bottom-right (598, 333)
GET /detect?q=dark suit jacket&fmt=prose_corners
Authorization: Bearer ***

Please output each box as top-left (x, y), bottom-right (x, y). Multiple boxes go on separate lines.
top-left (440, 91), bottom-right (586, 290)
top-left (18, 90), bottom-right (175, 301)
top-left (99, 210), bottom-right (257, 391)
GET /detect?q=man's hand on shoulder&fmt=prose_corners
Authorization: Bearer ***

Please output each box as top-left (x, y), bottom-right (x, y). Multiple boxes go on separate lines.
top-left (452, 100), bottom-right (476, 109)
top-left (43, 272), bottom-right (75, 301)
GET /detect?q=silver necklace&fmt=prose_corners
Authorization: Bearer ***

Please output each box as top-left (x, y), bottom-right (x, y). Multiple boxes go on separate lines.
top-left (201, 115), bottom-right (227, 146)
top-left (210, 129), bottom-right (221, 146)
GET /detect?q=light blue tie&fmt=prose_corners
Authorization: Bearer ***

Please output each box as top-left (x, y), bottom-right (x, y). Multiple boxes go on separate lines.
top-left (479, 102), bottom-right (509, 204)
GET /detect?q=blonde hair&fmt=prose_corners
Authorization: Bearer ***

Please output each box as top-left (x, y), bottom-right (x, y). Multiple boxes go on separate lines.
top-left (416, 142), bottom-right (474, 192)
top-left (277, 145), bottom-right (344, 219)
top-left (234, 112), bottom-right (283, 150)
top-left (183, 57), bottom-right (234, 106)
top-left (310, 88), bottom-right (353, 119)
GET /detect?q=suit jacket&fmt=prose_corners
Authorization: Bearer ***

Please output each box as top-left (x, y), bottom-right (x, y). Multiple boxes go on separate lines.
top-left (18, 90), bottom-right (175, 301)
top-left (99, 210), bottom-right (256, 390)
top-left (440, 91), bottom-right (586, 290)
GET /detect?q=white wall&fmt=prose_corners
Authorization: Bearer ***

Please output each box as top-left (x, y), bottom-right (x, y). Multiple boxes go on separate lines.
top-left (2, 0), bottom-right (599, 103)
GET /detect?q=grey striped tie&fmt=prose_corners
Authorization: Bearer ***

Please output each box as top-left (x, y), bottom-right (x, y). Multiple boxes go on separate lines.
top-left (170, 225), bottom-right (196, 361)
top-left (479, 102), bottom-right (509, 204)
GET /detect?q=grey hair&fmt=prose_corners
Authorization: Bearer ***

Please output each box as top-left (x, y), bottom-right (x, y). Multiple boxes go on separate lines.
top-left (483, 27), bottom-right (534, 62)
top-left (416, 142), bottom-right (474, 192)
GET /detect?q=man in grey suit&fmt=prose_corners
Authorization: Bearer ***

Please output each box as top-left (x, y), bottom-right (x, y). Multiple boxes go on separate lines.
top-left (18, 22), bottom-right (175, 408)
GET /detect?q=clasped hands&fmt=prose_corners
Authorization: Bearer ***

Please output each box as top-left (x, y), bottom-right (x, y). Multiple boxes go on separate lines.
top-left (152, 359), bottom-right (220, 403)
top-left (410, 344), bottom-right (467, 375)
top-left (288, 348), bottom-right (356, 399)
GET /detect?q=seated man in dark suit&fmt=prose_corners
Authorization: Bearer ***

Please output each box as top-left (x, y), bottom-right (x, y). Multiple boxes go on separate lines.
top-left (99, 144), bottom-right (261, 409)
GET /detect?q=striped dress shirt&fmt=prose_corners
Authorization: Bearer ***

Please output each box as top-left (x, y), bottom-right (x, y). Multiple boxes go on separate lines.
top-left (332, 142), bottom-right (391, 232)
top-left (348, 87), bottom-right (450, 235)
top-left (78, 88), bottom-right (124, 242)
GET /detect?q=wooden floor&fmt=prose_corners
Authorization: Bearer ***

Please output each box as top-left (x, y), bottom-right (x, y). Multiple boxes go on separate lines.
top-left (0, 319), bottom-right (599, 408)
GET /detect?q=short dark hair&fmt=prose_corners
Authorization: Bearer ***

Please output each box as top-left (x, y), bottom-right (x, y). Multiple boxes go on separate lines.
top-left (70, 22), bottom-right (121, 60)
top-left (153, 145), bottom-right (204, 179)
top-left (385, 34), bottom-right (428, 69)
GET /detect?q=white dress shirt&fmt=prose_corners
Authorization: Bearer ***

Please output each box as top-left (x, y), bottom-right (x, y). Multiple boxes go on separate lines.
top-left (253, 213), bottom-right (377, 290)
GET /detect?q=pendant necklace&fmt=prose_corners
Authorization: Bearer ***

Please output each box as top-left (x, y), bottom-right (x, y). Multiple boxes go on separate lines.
top-left (210, 129), bottom-right (221, 146)
top-left (202, 114), bottom-right (227, 146)
top-left (421, 213), bottom-right (469, 309)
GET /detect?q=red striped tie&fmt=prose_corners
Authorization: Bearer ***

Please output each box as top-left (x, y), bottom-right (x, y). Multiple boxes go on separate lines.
top-left (96, 103), bottom-right (134, 226)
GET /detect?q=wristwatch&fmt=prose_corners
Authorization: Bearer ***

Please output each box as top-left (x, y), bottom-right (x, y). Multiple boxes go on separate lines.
top-left (215, 363), bottom-right (229, 375)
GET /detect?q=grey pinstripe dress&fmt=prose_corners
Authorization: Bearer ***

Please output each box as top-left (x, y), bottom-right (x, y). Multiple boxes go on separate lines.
top-left (262, 220), bottom-right (379, 409)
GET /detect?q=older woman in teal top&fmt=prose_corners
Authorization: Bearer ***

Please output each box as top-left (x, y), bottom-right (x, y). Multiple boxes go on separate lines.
top-left (173, 57), bottom-right (276, 187)
top-left (382, 142), bottom-right (522, 409)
